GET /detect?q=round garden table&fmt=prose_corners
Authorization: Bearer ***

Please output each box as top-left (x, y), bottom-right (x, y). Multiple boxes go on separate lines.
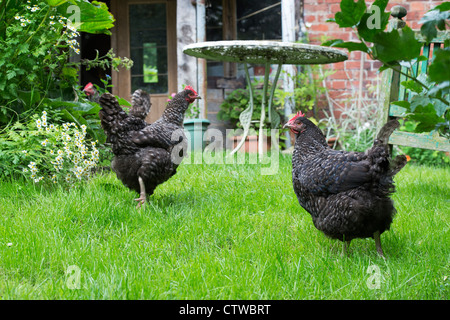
top-left (183, 40), bottom-right (348, 154)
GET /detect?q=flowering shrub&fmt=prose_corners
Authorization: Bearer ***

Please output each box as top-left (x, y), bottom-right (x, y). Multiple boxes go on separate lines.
top-left (1, 0), bottom-right (82, 107)
top-left (0, 111), bottom-right (99, 184)
top-left (0, 0), bottom-right (129, 138)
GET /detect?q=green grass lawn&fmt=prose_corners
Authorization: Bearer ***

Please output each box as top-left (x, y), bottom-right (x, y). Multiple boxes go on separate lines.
top-left (0, 153), bottom-right (449, 299)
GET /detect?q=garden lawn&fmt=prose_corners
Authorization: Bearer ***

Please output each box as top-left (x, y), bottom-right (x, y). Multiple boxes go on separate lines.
top-left (0, 153), bottom-right (448, 299)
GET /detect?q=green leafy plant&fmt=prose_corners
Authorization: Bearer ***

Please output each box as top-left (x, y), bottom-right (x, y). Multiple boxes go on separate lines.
top-left (323, 0), bottom-right (450, 138)
top-left (218, 80), bottom-right (285, 133)
top-left (318, 82), bottom-right (382, 152)
top-left (0, 111), bottom-right (100, 183)
top-left (274, 65), bottom-right (335, 119)
top-left (0, 0), bottom-right (131, 142)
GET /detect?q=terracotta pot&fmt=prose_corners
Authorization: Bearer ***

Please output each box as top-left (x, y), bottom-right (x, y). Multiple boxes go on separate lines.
top-left (327, 137), bottom-right (338, 148)
top-left (232, 135), bottom-right (271, 153)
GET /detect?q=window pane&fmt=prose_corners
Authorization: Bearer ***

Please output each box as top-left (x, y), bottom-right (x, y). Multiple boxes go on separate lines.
top-left (132, 75), bottom-right (168, 94)
top-left (237, 0), bottom-right (281, 40)
top-left (129, 3), bottom-right (168, 94)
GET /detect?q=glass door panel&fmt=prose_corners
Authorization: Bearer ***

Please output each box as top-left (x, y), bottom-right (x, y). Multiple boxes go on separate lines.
top-left (129, 3), bottom-right (168, 94)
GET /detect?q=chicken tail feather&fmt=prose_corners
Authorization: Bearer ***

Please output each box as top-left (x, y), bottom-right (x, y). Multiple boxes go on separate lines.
top-left (130, 89), bottom-right (151, 120)
top-left (374, 119), bottom-right (400, 146)
top-left (99, 93), bottom-right (127, 136)
top-left (390, 154), bottom-right (407, 176)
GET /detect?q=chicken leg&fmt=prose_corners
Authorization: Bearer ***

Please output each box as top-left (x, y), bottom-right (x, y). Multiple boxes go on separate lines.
top-left (374, 231), bottom-right (384, 257)
top-left (343, 240), bottom-right (351, 256)
top-left (134, 176), bottom-right (146, 209)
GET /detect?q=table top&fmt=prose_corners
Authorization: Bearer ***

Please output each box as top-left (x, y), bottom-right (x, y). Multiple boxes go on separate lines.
top-left (183, 40), bottom-right (348, 65)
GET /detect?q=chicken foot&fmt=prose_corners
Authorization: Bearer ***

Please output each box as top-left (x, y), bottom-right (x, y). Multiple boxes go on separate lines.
top-left (135, 176), bottom-right (146, 209)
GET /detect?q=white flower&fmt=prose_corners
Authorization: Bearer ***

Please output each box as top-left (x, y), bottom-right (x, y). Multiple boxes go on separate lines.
top-left (41, 139), bottom-right (49, 146)
top-left (33, 177), bottom-right (44, 183)
top-left (362, 122), bottom-right (371, 130)
top-left (14, 15), bottom-right (21, 20)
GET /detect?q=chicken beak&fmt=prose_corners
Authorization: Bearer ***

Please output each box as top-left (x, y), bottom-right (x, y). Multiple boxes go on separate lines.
top-left (283, 121), bottom-right (293, 129)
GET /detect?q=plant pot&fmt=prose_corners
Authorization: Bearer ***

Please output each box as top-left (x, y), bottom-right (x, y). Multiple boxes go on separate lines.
top-left (183, 118), bottom-right (210, 151)
top-left (232, 135), bottom-right (271, 153)
top-left (327, 137), bottom-right (338, 148)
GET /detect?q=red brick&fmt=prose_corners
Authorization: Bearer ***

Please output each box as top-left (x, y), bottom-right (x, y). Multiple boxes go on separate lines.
top-left (327, 70), bottom-right (348, 80)
top-left (305, 15), bottom-right (316, 23)
top-left (410, 2), bottom-right (426, 12)
top-left (344, 61), bottom-right (361, 69)
top-left (309, 23), bottom-right (329, 32)
top-left (330, 80), bottom-right (348, 90)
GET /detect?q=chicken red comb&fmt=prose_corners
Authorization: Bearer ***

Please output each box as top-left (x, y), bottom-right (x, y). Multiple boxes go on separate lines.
top-left (184, 85), bottom-right (197, 95)
top-left (84, 82), bottom-right (93, 90)
top-left (289, 110), bottom-right (305, 121)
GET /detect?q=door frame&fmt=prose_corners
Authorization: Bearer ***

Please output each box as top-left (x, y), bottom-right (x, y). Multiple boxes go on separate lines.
top-left (110, 0), bottom-right (177, 122)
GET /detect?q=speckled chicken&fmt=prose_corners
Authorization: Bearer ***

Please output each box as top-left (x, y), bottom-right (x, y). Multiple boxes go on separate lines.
top-left (284, 111), bottom-right (407, 256)
top-left (98, 86), bottom-right (200, 208)
top-left (84, 83), bottom-right (152, 121)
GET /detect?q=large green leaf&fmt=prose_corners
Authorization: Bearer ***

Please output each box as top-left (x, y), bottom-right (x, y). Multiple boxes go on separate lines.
top-left (326, 40), bottom-right (369, 53)
top-left (408, 103), bottom-right (443, 133)
top-left (429, 48), bottom-right (450, 83)
top-left (334, 0), bottom-right (367, 28)
top-left (372, 26), bottom-right (422, 63)
top-left (56, 0), bottom-right (115, 35)
top-left (45, 0), bottom-right (76, 6)
top-left (420, 7), bottom-right (450, 43)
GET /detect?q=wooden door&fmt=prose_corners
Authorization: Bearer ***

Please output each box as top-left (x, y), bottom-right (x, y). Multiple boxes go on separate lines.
top-left (110, 0), bottom-right (177, 123)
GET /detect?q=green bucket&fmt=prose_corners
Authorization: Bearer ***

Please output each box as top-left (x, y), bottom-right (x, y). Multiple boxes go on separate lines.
top-left (183, 118), bottom-right (210, 151)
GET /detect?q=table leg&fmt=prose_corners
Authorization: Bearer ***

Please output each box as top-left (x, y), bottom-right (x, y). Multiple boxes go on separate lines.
top-left (258, 62), bottom-right (271, 156)
top-left (230, 62), bottom-right (254, 155)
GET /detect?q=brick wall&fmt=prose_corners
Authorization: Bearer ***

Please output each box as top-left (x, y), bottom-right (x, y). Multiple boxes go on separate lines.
top-left (303, 0), bottom-right (444, 118)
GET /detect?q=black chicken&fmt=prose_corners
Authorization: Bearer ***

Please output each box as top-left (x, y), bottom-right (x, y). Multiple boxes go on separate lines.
top-left (98, 86), bottom-right (200, 208)
top-left (284, 111), bottom-right (407, 256)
